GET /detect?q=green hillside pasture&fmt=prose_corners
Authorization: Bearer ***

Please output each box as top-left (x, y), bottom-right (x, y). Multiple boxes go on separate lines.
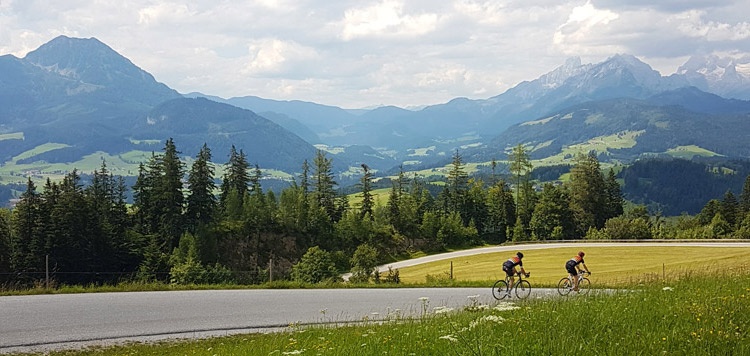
top-left (0, 132), bottom-right (23, 141)
top-left (395, 246), bottom-right (750, 287)
top-left (666, 145), bottom-right (721, 159)
top-left (0, 148), bottom-right (291, 188)
top-left (535, 130), bottom-right (643, 166)
top-left (47, 271), bottom-right (750, 355)
top-left (10, 142), bottom-right (70, 163)
top-left (347, 187), bottom-right (391, 208)
top-left (0, 151), bottom-right (147, 185)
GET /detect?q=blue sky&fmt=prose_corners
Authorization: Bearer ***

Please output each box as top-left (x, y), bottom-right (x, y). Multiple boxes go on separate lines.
top-left (2, 0), bottom-right (749, 108)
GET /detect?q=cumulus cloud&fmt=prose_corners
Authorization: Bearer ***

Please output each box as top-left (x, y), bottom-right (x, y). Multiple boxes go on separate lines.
top-left (243, 38), bottom-right (320, 77)
top-left (1, 0), bottom-right (750, 108)
top-left (339, 0), bottom-right (439, 40)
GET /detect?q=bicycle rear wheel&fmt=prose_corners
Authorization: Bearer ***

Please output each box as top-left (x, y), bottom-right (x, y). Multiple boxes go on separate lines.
top-left (557, 277), bottom-right (572, 296)
top-left (578, 277), bottom-right (591, 295)
top-left (515, 280), bottom-right (531, 299)
top-left (492, 279), bottom-right (510, 300)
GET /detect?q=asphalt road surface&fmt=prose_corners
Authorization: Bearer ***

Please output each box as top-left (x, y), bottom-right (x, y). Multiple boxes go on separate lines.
top-left (2, 241), bottom-right (748, 353)
top-left (0, 287), bottom-right (554, 354)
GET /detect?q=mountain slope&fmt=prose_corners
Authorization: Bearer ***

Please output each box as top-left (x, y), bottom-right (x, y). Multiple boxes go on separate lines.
top-left (133, 97), bottom-right (319, 172)
top-left (477, 97), bottom-right (750, 162)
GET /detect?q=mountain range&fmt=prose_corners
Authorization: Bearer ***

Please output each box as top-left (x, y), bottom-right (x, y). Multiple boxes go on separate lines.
top-left (2, 35), bottom-right (750, 213)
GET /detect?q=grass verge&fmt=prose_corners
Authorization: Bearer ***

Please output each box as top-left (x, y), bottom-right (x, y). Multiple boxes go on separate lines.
top-left (30, 269), bottom-right (749, 355)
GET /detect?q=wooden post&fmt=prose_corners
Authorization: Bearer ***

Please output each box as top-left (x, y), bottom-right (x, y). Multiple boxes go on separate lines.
top-left (45, 255), bottom-right (49, 289)
top-left (450, 261), bottom-right (453, 280)
top-left (662, 263), bottom-right (665, 280)
top-left (269, 258), bottom-right (273, 283)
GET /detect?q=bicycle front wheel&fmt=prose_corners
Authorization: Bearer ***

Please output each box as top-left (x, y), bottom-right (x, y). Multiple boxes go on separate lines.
top-left (492, 279), bottom-right (509, 300)
top-left (515, 280), bottom-right (532, 299)
top-left (557, 277), bottom-right (572, 296)
top-left (578, 278), bottom-right (591, 295)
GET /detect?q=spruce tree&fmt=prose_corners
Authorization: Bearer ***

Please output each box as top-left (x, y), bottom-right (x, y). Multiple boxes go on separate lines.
top-left (312, 150), bottom-right (337, 221)
top-left (359, 164), bottom-right (374, 219)
top-left (157, 138), bottom-right (186, 251)
top-left (186, 143), bottom-right (217, 230)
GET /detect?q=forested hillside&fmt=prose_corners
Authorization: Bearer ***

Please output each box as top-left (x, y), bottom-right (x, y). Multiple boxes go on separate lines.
top-left (2, 141), bottom-right (749, 288)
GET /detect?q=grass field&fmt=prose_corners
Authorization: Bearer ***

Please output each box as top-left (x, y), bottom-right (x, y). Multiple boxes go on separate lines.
top-left (394, 246), bottom-right (750, 287)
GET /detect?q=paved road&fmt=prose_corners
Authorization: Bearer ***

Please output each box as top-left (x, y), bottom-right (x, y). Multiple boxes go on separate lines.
top-left (3, 241), bottom-right (747, 353)
top-left (0, 287), bottom-right (556, 354)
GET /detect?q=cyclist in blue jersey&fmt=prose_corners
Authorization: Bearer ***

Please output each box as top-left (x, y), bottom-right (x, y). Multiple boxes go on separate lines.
top-left (502, 252), bottom-right (527, 292)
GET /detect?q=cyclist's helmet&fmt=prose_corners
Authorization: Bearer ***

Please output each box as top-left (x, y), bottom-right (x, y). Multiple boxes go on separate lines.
top-left (578, 251), bottom-right (585, 257)
top-left (516, 251), bottom-right (524, 259)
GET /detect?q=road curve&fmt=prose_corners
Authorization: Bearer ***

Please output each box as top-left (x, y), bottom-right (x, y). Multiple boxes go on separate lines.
top-left (375, 241), bottom-right (750, 273)
top-left (3, 241), bottom-right (748, 353)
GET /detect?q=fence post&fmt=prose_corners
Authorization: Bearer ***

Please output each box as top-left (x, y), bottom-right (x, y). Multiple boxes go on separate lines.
top-left (450, 261), bottom-right (453, 280)
top-left (269, 258), bottom-right (273, 283)
top-left (663, 263), bottom-right (665, 280)
top-left (45, 255), bottom-right (50, 289)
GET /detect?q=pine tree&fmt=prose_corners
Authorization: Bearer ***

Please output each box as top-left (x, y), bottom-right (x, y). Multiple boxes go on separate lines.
top-left (312, 150), bottom-right (338, 221)
top-left (157, 138), bottom-right (186, 251)
top-left (569, 152), bottom-right (608, 236)
top-left (220, 145), bottom-right (250, 211)
top-left (0, 209), bottom-right (13, 277)
top-left (186, 143), bottom-right (217, 230)
top-left (509, 144), bottom-right (533, 233)
top-left (604, 168), bottom-right (625, 219)
top-left (446, 150), bottom-right (469, 217)
top-left (720, 190), bottom-right (739, 227)
top-left (486, 180), bottom-right (516, 243)
top-left (740, 175), bottom-right (750, 214)
top-left (359, 164), bottom-right (374, 219)
top-left (10, 179), bottom-right (45, 275)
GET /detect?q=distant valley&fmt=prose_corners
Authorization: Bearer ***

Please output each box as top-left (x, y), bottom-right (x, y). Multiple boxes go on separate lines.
top-left (2, 35), bottom-right (750, 215)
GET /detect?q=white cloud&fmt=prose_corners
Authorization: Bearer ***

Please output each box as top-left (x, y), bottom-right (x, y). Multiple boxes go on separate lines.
top-left (1, 1), bottom-right (750, 108)
top-left (138, 3), bottom-right (195, 26)
top-left (553, 1), bottom-right (620, 55)
top-left (339, 0), bottom-right (439, 40)
top-left (243, 38), bottom-right (320, 76)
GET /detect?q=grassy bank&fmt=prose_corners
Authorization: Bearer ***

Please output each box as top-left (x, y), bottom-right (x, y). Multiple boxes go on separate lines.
top-left (34, 269), bottom-right (749, 355)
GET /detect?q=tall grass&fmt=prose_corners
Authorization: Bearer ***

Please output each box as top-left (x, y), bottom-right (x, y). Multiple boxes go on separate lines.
top-left (41, 270), bottom-right (749, 356)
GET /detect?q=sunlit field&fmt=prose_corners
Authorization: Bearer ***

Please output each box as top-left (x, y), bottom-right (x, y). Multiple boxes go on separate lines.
top-left (394, 246), bottom-right (750, 287)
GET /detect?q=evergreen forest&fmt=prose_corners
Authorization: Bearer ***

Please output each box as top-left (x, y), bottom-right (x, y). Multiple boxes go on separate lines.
top-left (1, 139), bottom-right (749, 288)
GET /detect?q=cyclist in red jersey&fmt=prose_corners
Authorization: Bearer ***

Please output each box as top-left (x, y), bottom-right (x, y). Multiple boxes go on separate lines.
top-left (565, 251), bottom-right (590, 291)
top-left (502, 252), bottom-right (527, 291)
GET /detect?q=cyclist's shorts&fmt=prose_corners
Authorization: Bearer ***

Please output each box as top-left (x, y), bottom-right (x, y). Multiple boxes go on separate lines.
top-left (565, 261), bottom-right (578, 275)
top-left (502, 263), bottom-right (515, 277)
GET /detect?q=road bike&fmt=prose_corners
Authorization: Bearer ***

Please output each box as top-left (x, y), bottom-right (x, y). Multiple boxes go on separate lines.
top-left (492, 272), bottom-right (531, 300)
top-left (557, 271), bottom-right (591, 296)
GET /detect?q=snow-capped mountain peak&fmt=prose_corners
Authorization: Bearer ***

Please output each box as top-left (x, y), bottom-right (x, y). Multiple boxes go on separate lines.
top-left (677, 54), bottom-right (750, 100)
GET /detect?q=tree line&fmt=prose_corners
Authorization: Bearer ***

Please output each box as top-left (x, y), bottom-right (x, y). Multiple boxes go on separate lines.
top-left (0, 140), bottom-right (747, 287)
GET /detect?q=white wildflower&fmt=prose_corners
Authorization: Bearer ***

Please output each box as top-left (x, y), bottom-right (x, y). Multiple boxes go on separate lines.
top-left (282, 350), bottom-right (305, 355)
top-left (662, 286), bottom-right (673, 291)
top-left (433, 306), bottom-right (454, 314)
top-left (480, 315), bottom-right (505, 324)
top-left (493, 302), bottom-right (520, 311)
top-left (439, 334), bottom-right (458, 342)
